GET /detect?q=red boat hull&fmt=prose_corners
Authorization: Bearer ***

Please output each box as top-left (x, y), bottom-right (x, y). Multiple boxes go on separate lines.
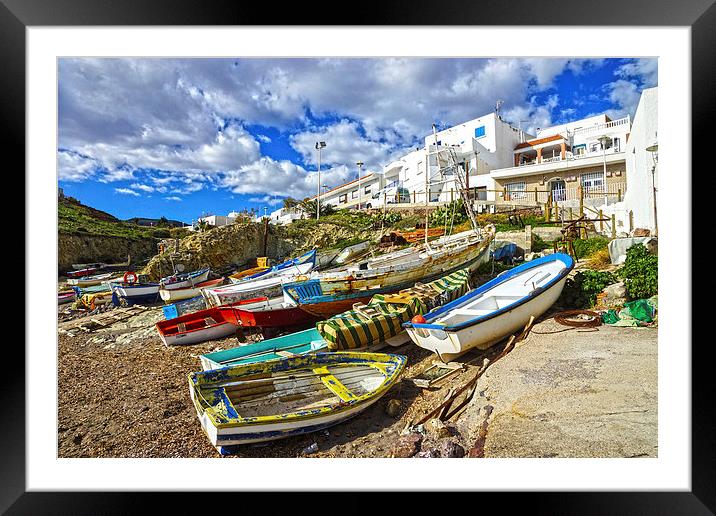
top-left (229, 305), bottom-right (320, 329)
top-left (66, 267), bottom-right (98, 278)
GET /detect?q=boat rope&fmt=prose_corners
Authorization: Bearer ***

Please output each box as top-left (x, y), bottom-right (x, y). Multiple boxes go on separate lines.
top-left (552, 310), bottom-right (602, 328)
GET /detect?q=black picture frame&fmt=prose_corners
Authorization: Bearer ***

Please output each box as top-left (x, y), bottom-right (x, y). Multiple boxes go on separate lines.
top-left (6, 0), bottom-right (710, 512)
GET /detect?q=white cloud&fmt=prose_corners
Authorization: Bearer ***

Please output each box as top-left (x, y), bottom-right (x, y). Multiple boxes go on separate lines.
top-left (57, 150), bottom-right (100, 182)
top-left (605, 79), bottom-right (641, 119)
top-left (114, 188), bottom-right (140, 196)
top-left (221, 157), bottom-right (352, 199)
top-left (257, 134), bottom-right (272, 143)
top-left (616, 58), bottom-right (658, 88)
top-left (164, 196), bottom-right (182, 201)
top-left (290, 119), bottom-right (394, 171)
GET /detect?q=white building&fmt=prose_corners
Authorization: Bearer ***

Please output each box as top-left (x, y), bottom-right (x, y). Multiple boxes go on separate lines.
top-left (318, 173), bottom-right (385, 210)
top-left (600, 87), bottom-right (658, 235)
top-left (489, 114), bottom-right (632, 209)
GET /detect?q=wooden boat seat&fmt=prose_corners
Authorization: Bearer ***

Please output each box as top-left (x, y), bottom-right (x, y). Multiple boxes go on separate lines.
top-left (453, 309), bottom-right (494, 317)
top-left (204, 317), bottom-right (217, 326)
top-left (275, 350), bottom-right (295, 357)
top-left (177, 323), bottom-right (186, 333)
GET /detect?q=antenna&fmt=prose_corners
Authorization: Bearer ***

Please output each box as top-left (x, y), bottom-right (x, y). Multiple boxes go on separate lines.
top-left (495, 100), bottom-right (504, 117)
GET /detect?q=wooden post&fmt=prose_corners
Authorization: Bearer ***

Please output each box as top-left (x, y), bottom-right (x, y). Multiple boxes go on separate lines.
top-left (544, 203), bottom-right (549, 222)
top-left (611, 214), bottom-right (616, 239)
top-left (618, 188), bottom-right (622, 202)
top-left (629, 210), bottom-right (634, 233)
top-left (534, 187), bottom-right (538, 205)
top-left (568, 207), bottom-right (573, 221)
top-left (450, 189), bottom-right (454, 202)
top-left (578, 186), bottom-right (584, 219)
top-left (599, 209), bottom-right (604, 232)
top-left (413, 191), bottom-right (416, 204)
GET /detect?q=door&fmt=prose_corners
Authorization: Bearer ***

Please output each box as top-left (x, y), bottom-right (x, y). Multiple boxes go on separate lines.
top-left (550, 179), bottom-right (566, 202)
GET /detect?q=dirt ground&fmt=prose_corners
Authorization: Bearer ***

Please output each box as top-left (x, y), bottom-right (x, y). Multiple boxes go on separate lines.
top-left (57, 306), bottom-right (503, 458)
top-left (57, 300), bottom-right (657, 459)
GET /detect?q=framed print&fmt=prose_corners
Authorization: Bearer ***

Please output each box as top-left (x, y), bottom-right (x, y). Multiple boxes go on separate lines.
top-left (5, 0), bottom-right (711, 512)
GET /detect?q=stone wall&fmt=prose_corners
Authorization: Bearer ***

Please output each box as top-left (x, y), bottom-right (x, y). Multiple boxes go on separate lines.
top-left (58, 232), bottom-right (158, 273)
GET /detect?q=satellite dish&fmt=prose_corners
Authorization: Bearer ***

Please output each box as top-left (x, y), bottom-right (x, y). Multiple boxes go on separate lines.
top-left (175, 263), bottom-right (186, 272)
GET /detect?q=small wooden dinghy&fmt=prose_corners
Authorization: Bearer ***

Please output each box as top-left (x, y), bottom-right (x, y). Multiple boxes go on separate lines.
top-left (159, 277), bottom-right (225, 303)
top-left (110, 282), bottom-right (161, 305)
top-left (156, 305), bottom-right (240, 346)
top-left (404, 253), bottom-right (574, 362)
top-left (199, 327), bottom-right (328, 370)
top-left (227, 295), bottom-right (320, 329)
top-left (160, 267), bottom-right (211, 291)
top-left (228, 257), bottom-right (270, 283)
top-left (66, 266), bottom-right (99, 278)
top-left (203, 250), bottom-right (317, 307)
top-left (189, 351), bottom-right (406, 452)
top-left (58, 290), bottom-right (76, 304)
top-left (66, 272), bottom-right (116, 287)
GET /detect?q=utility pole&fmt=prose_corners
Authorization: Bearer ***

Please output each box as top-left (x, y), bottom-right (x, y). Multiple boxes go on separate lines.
top-left (315, 141), bottom-right (326, 220)
top-left (356, 160), bottom-right (364, 210)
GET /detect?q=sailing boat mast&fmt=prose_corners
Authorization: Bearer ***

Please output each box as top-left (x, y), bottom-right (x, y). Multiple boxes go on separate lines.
top-left (426, 123), bottom-right (441, 248)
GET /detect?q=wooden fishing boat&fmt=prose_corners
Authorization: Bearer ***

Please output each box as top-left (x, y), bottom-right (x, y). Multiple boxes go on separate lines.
top-left (71, 255), bottom-right (131, 272)
top-left (403, 253), bottom-right (575, 362)
top-left (58, 290), bottom-right (76, 304)
top-left (199, 327), bottom-right (328, 370)
top-left (110, 282), bottom-right (161, 305)
top-left (283, 227), bottom-right (494, 319)
top-left (189, 351), bottom-right (406, 452)
top-left (66, 272), bottom-right (117, 287)
top-left (159, 277), bottom-right (225, 303)
top-left (156, 305), bottom-right (240, 346)
top-left (76, 290), bottom-right (114, 310)
top-left (225, 295), bottom-right (320, 329)
top-left (160, 267), bottom-right (211, 290)
top-left (228, 257), bottom-right (270, 283)
top-left (203, 250), bottom-right (317, 307)
top-left (66, 266), bottom-right (99, 278)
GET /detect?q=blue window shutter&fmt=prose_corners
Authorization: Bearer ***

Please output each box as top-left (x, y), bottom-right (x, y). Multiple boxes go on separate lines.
top-left (474, 126), bottom-right (486, 138)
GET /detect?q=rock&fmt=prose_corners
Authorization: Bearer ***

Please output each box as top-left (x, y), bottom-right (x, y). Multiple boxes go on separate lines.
top-left (391, 432), bottom-right (422, 458)
top-left (301, 443), bottom-right (318, 455)
top-left (601, 282), bottom-right (627, 307)
top-left (425, 418), bottom-right (452, 439)
top-left (524, 252), bottom-right (543, 262)
top-left (440, 440), bottom-right (465, 458)
top-left (415, 449), bottom-right (440, 458)
top-left (385, 399), bottom-right (401, 418)
top-left (632, 228), bottom-right (651, 237)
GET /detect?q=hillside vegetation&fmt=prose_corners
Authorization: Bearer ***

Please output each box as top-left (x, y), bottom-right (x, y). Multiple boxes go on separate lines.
top-left (59, 196), bottom-right (189, 240)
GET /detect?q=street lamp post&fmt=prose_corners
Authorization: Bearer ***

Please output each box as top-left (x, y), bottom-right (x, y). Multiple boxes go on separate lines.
top-left (356, 161), bottom-right (364, 210)
top-left (597, 135), bottom-right (612, 204)
top-left (315, 141), bottom-right (326, 220)
top-left (646, 142), bottom-right (658, 236)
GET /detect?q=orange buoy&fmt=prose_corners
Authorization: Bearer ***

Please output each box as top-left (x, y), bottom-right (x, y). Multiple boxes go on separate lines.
top-left (411, 315), bottom-right (427, 324)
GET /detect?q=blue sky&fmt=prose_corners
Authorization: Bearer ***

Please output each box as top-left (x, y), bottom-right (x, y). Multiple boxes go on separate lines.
top-left (58, 57), bottom-right (657, 223)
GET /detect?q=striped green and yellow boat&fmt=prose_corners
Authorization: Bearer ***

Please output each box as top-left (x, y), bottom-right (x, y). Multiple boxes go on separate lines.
top-left (316, 267), bottom-right (471, 351)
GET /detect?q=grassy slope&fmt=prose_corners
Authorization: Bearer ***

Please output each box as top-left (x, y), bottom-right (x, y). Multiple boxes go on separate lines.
top-left (58, 197), bottom-right (162, 239)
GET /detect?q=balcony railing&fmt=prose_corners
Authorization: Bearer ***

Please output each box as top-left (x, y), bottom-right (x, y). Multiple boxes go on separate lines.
top-left (571, 116), bottom-right (631, 137)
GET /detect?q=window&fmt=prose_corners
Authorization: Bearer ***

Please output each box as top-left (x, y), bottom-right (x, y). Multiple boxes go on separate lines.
top-left (573, 144), bottom-right (586, 156)
top-left (581, 172), bottom-right (604, 193)
top-left (417, 161), bottom-right (423, 175)
top-left (338, 193), bottom-right (347, 204)
top-left (474, 125), bottom-right (486, 138)
top-left (505, 181), bottom-right (526, 200)
top-left (351, 189), bottom-right (358, 199)
top-left (613, 137), bottom-right (621, 152)
top-left (589, 142), bottom-right (600, 153)
top-left (364, 185), bottom-right (371, 194)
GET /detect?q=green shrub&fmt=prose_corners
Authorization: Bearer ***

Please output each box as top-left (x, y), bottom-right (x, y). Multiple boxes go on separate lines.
top-left (429, 200), bottom-right (467, 228)
top-left (618, 244), bottom-right (658, 299)
top-left (560, 269), bottom-right (618, 308)
top-left (151, 228), bottom-right (171, 238)
top-left (572, 237), bottom-right (610, 259)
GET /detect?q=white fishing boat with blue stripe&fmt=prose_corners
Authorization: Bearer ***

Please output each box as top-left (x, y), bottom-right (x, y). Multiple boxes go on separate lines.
top-left (203, 249), bottom-right (317, 307)
top-left (160, 267), bottom-right (211, 290)
top-left (403, 253), bottom-right (574, 362)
